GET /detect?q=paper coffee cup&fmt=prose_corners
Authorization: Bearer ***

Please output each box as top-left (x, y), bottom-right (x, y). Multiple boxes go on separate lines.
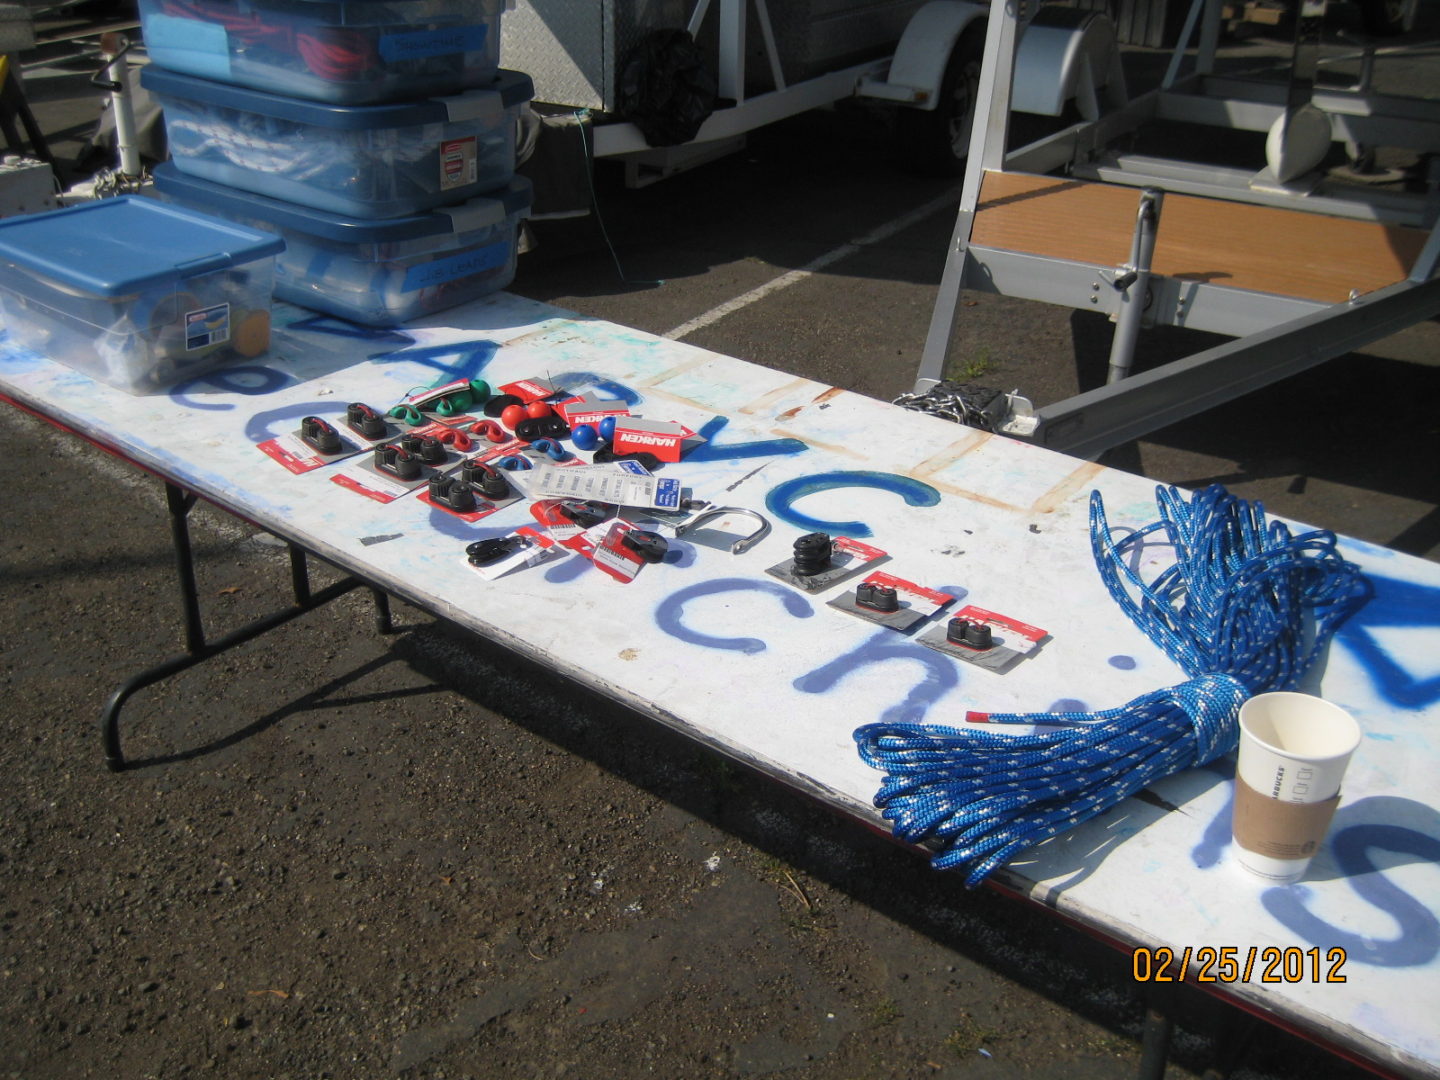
top-left (1231, 692), bottom-right (1360, 884)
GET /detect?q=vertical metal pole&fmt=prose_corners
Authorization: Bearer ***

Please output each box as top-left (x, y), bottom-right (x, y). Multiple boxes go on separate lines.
top-left (716, 0), bottom-right (747, 104)
top-left (917, 0), bottom-right (1024, 390)
top-left (100, 33), bottom-right (142, 177)
top-left (751, 0), bottom-right (786, 91)
top-left (288, 544), bottom-right (311, 606)
top-left (1106, 188), bottom-right (1163, 385)
top-left (1196, 0), bottom-right (1224, 76)
top-left (371, 589), bottom-right (394, 634)
top-left (165, 482), bottom-right (207, 655)
top-left (1161, 0), bottom-right (1206, 89)
top-left (1137, 983), bottom-right (1175, 1080)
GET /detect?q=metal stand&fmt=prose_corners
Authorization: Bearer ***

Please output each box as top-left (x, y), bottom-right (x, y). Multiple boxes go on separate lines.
top-left (1134, 978), bottom-right (1261, 1080)
top-left (1106, 187), bottom-right (1164, 385)
top-left (101, 482), bottom-right (393, 771)
top-left (1137, 983), bottom-right (1176, 1080)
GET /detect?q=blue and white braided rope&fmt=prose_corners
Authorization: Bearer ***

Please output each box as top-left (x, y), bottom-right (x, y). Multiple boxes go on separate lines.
top-left (853, 484), bottom-right (1370, 888)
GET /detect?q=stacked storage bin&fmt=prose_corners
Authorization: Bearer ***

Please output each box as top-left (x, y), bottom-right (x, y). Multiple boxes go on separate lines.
top-left (138, 0), bottom-right (535, 326)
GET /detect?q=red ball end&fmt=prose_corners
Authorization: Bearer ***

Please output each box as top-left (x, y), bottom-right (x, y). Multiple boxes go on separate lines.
top-left (500, 404), bottom-right (528, 430)
top-left (525, 400), bottom-right (554, 420)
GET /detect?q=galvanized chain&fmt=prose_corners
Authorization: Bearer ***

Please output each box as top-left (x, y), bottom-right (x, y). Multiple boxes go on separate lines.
top-left (891, 380), bottom-right (1006, 432)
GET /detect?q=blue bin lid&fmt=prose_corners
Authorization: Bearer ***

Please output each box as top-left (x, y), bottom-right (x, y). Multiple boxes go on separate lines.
top-left (140, 67), bottom-right (535, 129)
top-left (0, 195), bottom-right (285, 297)
top-left (152, 163), bottom-right (532, 242)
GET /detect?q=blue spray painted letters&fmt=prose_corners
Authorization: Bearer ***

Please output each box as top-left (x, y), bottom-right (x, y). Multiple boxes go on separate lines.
top-left (168, 365), bottom-right (293, 411)
top-left (654, 578), bottom-right (814, 654)
top-left (795, 632), bottom-right (958, 724)
top-left (545, 372), bottom-right (643, 408)
top-left (765, 471), bottom-right (941, 538)
top-left (368, 339), bottom-right (498, 384)
top-left (682, 416), bottom-right (809, 464)
top-left (1263, 812), bottom-right (1440, 967)
top-left (1336, 573), bottom-right (1440, 709)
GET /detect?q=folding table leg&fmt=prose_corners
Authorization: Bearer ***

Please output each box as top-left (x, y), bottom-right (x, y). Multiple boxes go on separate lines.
top-left (100, 481), bottom-right (386, 771)
top-left (1137, 982), bottom-right (1175, 1080)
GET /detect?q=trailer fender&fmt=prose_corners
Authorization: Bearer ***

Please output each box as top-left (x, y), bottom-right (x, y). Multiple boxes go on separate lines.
top-left (879, 0), bottom-right (988, 112)
top-left (1012, 9), bottom-right (1124, 120)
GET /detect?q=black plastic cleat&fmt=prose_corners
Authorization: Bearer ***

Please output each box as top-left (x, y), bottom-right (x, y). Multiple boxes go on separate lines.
top-left (461, 460), bottom-right (510, 500)
top-left (374, 444), bottom-right (420, 480)
top-left (466, 537), bottom-right (518, 566)
top-left (559, 500), bottom-right (610, 528)
top-left (591, 447), bottom-right (661, 471)
top-left (621, 529), bottom-right (669, 564)
top-left (962, 621), bottom-right (993, 650)
top-left (398, 433), bottom-right (447, 464)
top-left (345, 402), bottom-right (387, 439)
top-left (792, 532), bottom-right (833, 576)
top-left (300, 415), bottom-right (342, 454)
top-left (513, 417), bottom-right (549, 443)
top-left (428, 475), bottom-right (477, 512)
top-left (855, 582), bottom-right (899, 613)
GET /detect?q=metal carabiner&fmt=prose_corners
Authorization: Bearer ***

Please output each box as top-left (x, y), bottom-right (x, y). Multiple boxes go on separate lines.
top-left (672, 506), bottom-right (771, 555)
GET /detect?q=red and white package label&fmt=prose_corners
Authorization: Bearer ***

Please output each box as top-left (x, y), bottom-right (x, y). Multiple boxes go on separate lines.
top-left (610, 418), bottom-right (696, 463)
top-left (330, 469), bottom-right (413, 504)
top-left (439, 137), bottom-right (477, 190)
top-left (258, 433), bottom-right (328, 474)
top-left (402, 379), bottom-right (473, 409)
top-left (860, 572), bottom-right (955, 617)
top-left (591, 520), bottom-right (646, 583)
top-left (529, 499), bottom-right (589, 544)
top-left (952, 605), bottom-right (1048, 652)
top-left (555, 394), bottom-right (631, 427)
top-left (498, 378), bottom-right (558, 403)
top-left (832, 537), bottom-right (888, 567)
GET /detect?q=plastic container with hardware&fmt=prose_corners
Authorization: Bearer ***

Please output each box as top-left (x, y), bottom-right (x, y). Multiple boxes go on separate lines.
top-left (142, 66), bottom-right (534, 217)
top-left (137, 0), bottom-right (508, 105)
top-left (0, 196), bottom-right (284, 393)
top-left (153, 164), bottom-right (532, 326)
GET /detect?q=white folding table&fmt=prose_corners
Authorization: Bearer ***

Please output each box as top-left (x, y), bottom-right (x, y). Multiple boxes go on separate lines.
top-left (2, 293), bottom-right (1436, 1079)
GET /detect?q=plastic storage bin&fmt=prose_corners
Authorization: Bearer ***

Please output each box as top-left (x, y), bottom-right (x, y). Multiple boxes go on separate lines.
top-left (142, 66), bottom-right (534, 218)
top-left (0, 196), bottom-right (284, 394)
top-left (154, 164), bottom-right (532, 326)
top-left (138, 0), bottom-right (507, 105)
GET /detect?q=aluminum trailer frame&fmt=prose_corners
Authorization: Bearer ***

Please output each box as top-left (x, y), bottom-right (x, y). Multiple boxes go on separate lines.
top-left (917, 0), bottom-right (1440, 460)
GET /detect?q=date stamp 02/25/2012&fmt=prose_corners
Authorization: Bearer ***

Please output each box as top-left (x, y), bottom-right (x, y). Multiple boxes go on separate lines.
top-left (1132, 946), bottom-right (1349, 984)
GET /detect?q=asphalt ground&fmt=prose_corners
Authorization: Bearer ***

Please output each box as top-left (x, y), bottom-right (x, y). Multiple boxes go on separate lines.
top-left (0, 6), bottom-right (1436, 1079)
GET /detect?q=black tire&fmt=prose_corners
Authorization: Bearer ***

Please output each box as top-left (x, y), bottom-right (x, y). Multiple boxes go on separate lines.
top-left (893, 28), bottom-right (985, 177)
top-left (1356, 0), bottom-right (1416, 35)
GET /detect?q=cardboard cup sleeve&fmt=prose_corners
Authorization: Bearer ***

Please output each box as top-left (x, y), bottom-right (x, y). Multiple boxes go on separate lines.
top-left (1232, 778), bottom-right (1342, 860)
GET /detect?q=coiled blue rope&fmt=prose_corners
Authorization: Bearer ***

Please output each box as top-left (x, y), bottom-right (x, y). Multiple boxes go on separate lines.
top-left (853, 484), bottom-right (1370, 888)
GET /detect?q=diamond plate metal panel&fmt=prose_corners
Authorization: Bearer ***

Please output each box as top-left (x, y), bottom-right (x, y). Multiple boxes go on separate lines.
top-left (501, 0), bottom-right (688, 112)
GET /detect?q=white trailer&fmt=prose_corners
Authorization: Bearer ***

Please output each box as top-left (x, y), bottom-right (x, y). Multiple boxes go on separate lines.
top-left (501, 0), bottom-right (1125, 185)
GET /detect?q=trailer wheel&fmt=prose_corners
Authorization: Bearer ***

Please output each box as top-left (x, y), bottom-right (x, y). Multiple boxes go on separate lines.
top-left (894, 29), bottom-right (984, 177)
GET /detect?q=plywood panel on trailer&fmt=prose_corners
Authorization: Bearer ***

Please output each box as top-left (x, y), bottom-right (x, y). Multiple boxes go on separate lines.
top-left (972, 170), bottom-right (1428, 304)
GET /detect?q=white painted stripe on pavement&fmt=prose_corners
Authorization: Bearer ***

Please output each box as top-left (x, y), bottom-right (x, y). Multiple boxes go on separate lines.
top-left (661, 190), bottom-right (960, 341)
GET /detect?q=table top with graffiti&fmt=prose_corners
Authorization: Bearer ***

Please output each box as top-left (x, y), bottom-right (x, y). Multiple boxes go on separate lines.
top-left (2, 293), bottom-right (1435, 1079)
